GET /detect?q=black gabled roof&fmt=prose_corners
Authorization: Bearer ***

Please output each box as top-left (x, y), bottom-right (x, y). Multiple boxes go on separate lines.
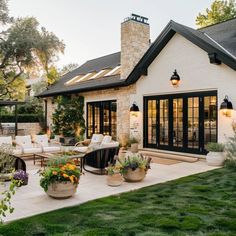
top-left (199, 17), bottom-right (236, 57)
top-left (125, 20), bottom-right (236, 85)
top-left (38, 52), bottom-right (121, 97)
top-left (38, 19), bottom-right (236, 97)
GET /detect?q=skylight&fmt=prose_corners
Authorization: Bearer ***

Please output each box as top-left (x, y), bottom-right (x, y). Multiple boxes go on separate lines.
top-left (65, 74), bottom-right (85, 86)
top-left (104, 65), bottom-right (121, 77)
top-left (89, 69), bottom-right (111, 80)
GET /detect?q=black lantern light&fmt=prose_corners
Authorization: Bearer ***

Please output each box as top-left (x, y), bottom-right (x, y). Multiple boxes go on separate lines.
top-left (130, 102), bottom-right (139, 116)
top-left (220, 95), bottom-right (233, 117)
top-left (170, 69), bottom-right (180, 87)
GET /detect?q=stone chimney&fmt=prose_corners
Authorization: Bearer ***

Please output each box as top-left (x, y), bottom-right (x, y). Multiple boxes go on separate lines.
top-left (121, 14), bottom-right (150, 80)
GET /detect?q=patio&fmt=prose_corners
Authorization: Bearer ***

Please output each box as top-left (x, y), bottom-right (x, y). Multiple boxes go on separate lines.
top-left (5, 159), bottom-right (218, 222)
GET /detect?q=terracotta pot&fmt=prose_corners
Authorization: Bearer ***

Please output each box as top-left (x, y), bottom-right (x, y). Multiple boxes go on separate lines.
top-left (131, 143), bottom-right (139, 153)
top-left (107, 173), bottom-right (123, 187)
top-left (123, 168), bottom-right (146, 182)
top-left (206, 152), bottom-right (225, 166)
top-left (46, 181), bottom-right (78, 199)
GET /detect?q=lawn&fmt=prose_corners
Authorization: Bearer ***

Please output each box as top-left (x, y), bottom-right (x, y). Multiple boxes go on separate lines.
top-left (0, 167), bottom-right (236, 236)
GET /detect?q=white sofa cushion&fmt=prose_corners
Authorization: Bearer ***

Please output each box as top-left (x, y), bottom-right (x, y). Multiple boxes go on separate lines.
top-left (23, 147), bottom-right (42, 154)
top-left (15, 135), bottom-right (33, 148)
top-left (100, 135), bottom-right (112, 145)
top-left (100, 141), bottom-right (119, 148)
top-left (74, 146), bottom-right (88, 153)
top-left (91, 134), bottom-right (104, 144)
top-left (35, 135), bottom-right (49, 147)
top-left (43, 146), bottom-right (61, 153)
top-left (0, 136), bottom-right (12, 145)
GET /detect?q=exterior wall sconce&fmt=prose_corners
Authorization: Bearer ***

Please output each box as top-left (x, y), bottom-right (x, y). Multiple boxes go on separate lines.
top-left (130, 102), bottom-right (139, 117)
top-left (170, 69), bottom-right (180, 87)
top-left (220, 95), bottom-right (233, 117)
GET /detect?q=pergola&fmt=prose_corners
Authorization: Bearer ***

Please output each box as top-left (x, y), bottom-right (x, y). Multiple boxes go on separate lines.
top-left (0, 100), bottom-right (26, 136)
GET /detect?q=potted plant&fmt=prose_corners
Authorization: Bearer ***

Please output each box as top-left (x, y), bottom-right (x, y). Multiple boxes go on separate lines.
top-left (40, 157), bottom-right (81, 199)
top-left (13, 170), bottom-right (29, 186)
top-left (106, 163), bottom-right (123, 187)
top-left (0, 145), bottom-right (15, 181)
top-left (129, 137), bottom-right (139, 153)
top-left (206, 142), bottom-right (225, 166)
top-left (118, 154), bottom-right (151, 182)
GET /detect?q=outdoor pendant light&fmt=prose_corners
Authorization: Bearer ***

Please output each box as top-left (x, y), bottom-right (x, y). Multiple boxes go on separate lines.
top-left (220, 95), bottom-right (233, 117)
top-left (130, 102), bottom-right (139, 116)
top-left (170, 69), bottom-right (180, 87)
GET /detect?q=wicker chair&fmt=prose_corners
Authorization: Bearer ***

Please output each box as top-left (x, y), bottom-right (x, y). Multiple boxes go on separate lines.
top-left (82, 146), bottom-right (119, 175)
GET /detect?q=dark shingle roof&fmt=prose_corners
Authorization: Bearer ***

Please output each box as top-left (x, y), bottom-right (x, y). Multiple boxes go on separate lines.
top-left (199, 18), bottom-right (236, 57)
top-left (38, 19), bottom-right (236, 97)
top-left (38, 52), bottom-right (122, 97)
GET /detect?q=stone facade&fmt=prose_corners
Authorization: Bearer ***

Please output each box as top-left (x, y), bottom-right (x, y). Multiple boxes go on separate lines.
top-left (121, 19), bottom-right (150, 79)
top-left (81, 84), bottom-right (136, 139)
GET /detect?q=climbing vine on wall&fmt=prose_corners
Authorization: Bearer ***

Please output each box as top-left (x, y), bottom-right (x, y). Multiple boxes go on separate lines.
top-left (52, 96), bottom-right (85, 138)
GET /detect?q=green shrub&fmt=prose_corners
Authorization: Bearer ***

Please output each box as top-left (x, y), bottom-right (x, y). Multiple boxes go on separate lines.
top-left (0, 114), bottom-right (44, 123)
top-left (206, 142), bottom-right (224, 152)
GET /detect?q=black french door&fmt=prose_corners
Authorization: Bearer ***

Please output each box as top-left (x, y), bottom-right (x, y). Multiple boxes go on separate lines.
top-left (144, 91), bottom-right (217, 154)
top-left (87, 100), bottom-right (117, 139)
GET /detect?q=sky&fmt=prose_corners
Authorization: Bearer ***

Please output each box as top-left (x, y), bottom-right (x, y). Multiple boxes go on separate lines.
top-left (9, 0), bottom-right (213, 68)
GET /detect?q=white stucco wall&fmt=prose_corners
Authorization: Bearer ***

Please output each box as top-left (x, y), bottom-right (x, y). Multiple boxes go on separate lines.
top-left (131, 33), bottom-right (236, 147)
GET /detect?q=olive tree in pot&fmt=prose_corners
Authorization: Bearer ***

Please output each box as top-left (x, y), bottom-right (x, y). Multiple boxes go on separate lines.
top-left (206, 142), bottom-right (225, 166)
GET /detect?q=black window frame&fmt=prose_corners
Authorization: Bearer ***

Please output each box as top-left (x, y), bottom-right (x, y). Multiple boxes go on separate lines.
top-left (143, 91), bottom-right (217, 154)
top-left (86, 100), bottom-right (117, 139)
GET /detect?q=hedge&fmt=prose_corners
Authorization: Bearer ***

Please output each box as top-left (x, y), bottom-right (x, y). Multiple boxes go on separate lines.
top-left (0, 114), bottom-right (44, 123)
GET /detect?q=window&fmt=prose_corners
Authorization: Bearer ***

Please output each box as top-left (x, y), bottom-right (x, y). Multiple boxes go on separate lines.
top-left (87, 100), bottom-right (117, 139)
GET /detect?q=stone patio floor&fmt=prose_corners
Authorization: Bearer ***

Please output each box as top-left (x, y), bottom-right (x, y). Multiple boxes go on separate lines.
top-left (5, 159), bottom-right (218, 222)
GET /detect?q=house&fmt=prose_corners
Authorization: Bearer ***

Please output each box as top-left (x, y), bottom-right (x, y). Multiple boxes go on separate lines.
top-left (38, 14), bottom-right (236, 155)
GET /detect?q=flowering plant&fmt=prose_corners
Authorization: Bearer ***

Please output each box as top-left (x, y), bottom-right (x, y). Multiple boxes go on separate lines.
top-left (13, 170), bottom-right (28, 182)
top-left (118, 153), bottom-right (151, 173)
top-left (107, 164), bottom-right (121, 175)
top-left (40, 157), bottom-right (81, 192)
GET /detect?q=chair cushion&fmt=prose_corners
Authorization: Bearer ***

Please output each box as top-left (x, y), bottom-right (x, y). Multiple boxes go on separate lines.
top-left (35, 135), bottom-right (49, 147)
top-left (74, 146), bottom-right (88, 153)
top-left (23, 147), bottom-right (42, 154)
top-left (16, 135), bottom-right (33, 148)
top-left (100, 141), bottom-right (119, 148)
top-left (0, 136), bottom-right (12, 145)
top-left (91, 134), bottom-right (104, 144)
top-left (12, 148), bottom-right (22, 155)
top-left (101, 135), bottom-right (112, 145)
top-left (43, 146), bottom-right (61, 153)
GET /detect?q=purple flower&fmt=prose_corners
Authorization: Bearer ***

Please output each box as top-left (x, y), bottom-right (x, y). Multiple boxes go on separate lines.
top-left (13, 170), bottom-right (28, 181)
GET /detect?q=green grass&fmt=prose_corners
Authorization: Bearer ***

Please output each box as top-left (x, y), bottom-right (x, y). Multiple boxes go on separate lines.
top-left (1, 168), bottom-right (236, 235)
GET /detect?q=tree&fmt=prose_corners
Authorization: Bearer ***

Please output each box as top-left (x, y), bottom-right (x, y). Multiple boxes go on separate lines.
top-left (196, 0), bottom-right (236, 27)
top-left (0, 1), bottom-right (65, 100)
top-left (60, 63), bottom-right (79, 76)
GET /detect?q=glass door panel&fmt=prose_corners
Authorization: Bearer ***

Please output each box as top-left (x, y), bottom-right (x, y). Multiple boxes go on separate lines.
top-left (147, 100), bottom-right (157, 145)
top-left (204, 96), bottom-right (217, 148)
top-left (111, 101), bottom-right (117, 139)
top-left (187, 97), bottom-right (199, 149)
top-left (94, 103), bottom-right (100, 134)
top-left (103, 102), bottom-right (110, 136)
top-left (173, 98), bottom-right (183, 147)
top-left (87, 104), bottom-right (93, 138)
top-left (159, 99), bottom-right (169, 145)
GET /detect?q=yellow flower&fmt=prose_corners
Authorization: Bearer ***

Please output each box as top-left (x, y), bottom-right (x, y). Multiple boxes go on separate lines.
top-left (63, 173), bottom-right (69, 178)
top-left (52, 171), bottom-right (58, 175)
top-left (69, 175), bottom-right (74, 183)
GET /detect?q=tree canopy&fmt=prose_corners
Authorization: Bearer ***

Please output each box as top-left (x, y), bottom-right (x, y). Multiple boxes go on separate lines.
top-left (0, 0), bottom-right (65, 99)
top-left (196, 0), bottom-right (236, 28)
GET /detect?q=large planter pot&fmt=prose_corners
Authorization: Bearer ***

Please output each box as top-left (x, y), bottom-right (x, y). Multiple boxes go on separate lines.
top-left (206, 152), bottom-right (225, 166)
top-left (46, 181), bottom-right (78, 199)
top-left (118, 133), bottom-right (129, 149)
top-left (131, 143), bottom-right (139, 153)
top-left (123, 168), bottom-right (146, 182)
top-left (107, 173), bottom-right (123, 187)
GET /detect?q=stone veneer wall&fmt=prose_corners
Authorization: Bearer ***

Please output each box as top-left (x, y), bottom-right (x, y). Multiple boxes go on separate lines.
top-left (80, 84), bottom-right (136, 139)
top-left (121, 19), bottom-right (150, 79)
top-left (46, 97), bottom-right (57, 129)
top-left (18, 123), bottom-right (42, 135)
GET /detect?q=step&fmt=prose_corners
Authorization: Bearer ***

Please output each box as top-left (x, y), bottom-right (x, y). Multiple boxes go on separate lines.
top-left (139, 148), bottom-right (201, 163)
